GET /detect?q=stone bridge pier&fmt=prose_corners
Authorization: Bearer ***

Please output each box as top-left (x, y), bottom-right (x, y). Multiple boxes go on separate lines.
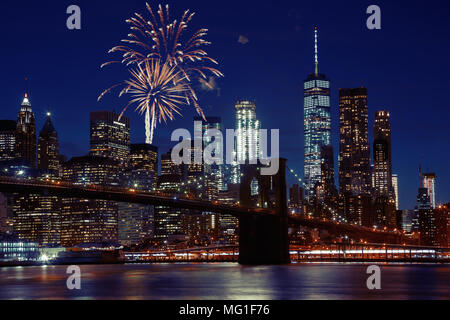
top-left (238, 158), bottom-right (290, 265)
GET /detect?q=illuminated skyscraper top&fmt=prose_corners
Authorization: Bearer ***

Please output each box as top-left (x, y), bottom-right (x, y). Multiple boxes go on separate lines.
top-left (422, 173), bottom-right (436, 209)
top-left (304, 27), bottom-right (331, 202)
top-left (15, 93), bottom-right (37, 168)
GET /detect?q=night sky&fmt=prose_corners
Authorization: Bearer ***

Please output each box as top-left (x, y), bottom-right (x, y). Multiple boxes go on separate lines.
top-left (0, 0), bottom-right (449, 209)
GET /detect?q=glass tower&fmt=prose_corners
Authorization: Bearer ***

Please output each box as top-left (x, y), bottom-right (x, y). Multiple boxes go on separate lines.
top-left (303, 27), bottom-right (331, 202)
top-left (232, 100), bottom-right (261, 185)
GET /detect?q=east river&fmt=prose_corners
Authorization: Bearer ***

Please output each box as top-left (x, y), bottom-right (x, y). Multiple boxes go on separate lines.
top-left (0, 263), bottom-right (448, 300)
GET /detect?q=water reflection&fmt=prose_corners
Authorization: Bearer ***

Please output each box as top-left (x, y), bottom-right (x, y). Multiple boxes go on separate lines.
top-left (0, 263), bottom-right (448, 300)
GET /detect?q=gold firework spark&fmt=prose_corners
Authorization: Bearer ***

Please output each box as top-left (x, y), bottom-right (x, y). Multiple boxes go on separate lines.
top-left (101, 2), bottom-right (223, 119)
top-left (99, 59), bottom-right (193, 144)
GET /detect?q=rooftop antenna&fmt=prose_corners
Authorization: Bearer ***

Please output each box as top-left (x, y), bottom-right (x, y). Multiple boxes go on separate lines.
top-left (419, 153), bottom-right (424, 188)
top-left (314, 26), bottom-right (319, 75)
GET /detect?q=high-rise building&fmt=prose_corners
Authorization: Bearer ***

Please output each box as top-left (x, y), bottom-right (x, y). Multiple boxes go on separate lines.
top-left (0, 120), bottom-right (16, 161)
top-left (13, 192), bottom-right (61, 246)
top-left (392, 174), bottom-right (399, 210)
top-left (161, 150), bottom-right (183, 177)
top-left (128, 144), bottom-right (158, 190)
top-left (15, 93), bottom-right (37, 168)
top-left (289, 184), bottom-right (304, 215)
top-left (118, 143), bottom-right (158, 246)
top-left (89, 111), bottom-right (130, 164)
top-left (373, 111), bottom-right (393, 197)
top-left (61, 156), bottom-right (120, 246)
top-left (194, 116), bottom-right (224, 193)
top-left (433, 204), bottom-right (449, 247)
top-left (303, 27), bottom-right (332, 202)
top-left (372, 110), bottom-right (396, 227)
top-left (38, 112), bottom-right (60, 176)
top-left (118, 203), bottom-right (153, 246)
top-left (232, 100), bottom-right (261, 185)
top-left (422, 173), bottom-right (436, 209)
top-left (338, 88), bottom-right (371, 225)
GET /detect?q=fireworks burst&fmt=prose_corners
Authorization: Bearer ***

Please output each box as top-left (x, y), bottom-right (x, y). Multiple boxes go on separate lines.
top-left (98, 59), bottom-right (192, 144)
top-left (100, 3), bottom-right (223, 141)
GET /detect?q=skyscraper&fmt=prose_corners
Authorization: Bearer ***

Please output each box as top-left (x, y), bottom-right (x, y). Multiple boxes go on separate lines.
top-left (38, 112), bottom-right (60, 176)
top-left (118, 144), bottom-right (158, 246)
top-left (373, 111), bottom-right (393, 195)
top-left (15, 93), bottom-right (37, 168)
top-left (338, 88), bottom-right (371, 225)
top-left (392, 174), bottom-right (399, 210)
top-left (89, 111), bottom-right (130, 164)
top-left (128, 143), bottom-right (158, 190)
top-left (303, 27), bottom-right (331, 202)
top-left (372, 110), bottom-right (396, 227)
top-left (422, 173), bottom-right (436, 209)
top-left (194, 116), bottom-right (224, 193)
top-left (338, 88), bottom-right (371, 196)
top-left (232, 100), bottom-right (261, 184)
top-left (0, 120), bottom-right (16, 161)
top-left (61, 156), bottom-right (120, 246)
top-left (289, 184), bottom-right (304, 215)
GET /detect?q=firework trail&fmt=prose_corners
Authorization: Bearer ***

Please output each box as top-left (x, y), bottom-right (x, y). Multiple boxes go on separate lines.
top-left (99, 59), bottom-right (192, 144)
top-left (100, 3), bottom-right (223, 143)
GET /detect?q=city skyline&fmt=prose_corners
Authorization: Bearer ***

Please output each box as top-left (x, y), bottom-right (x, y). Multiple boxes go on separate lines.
top-left (0, 1), bottom-right (449, 303)
top-left (0, 0), bottom-right (448, 210)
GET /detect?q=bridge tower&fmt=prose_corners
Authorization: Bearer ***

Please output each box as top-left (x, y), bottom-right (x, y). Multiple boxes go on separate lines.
top-left (238, 158), bottom-right (290, 265)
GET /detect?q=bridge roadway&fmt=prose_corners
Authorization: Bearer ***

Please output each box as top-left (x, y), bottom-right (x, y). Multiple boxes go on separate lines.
top-left (0, 176), bottom-right (407, 243)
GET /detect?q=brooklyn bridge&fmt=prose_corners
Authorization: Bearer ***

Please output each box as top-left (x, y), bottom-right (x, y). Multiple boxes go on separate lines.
top-left (0, 159), bottom-right (413, 265)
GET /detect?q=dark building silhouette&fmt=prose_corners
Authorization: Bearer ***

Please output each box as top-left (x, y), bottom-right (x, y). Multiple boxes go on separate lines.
top-left (0, 120), bottom-right (17, 161)
top-left (338, 88), bottom-right (371, 225)
top-left (38, 113), bottom-right (60, 176)
top-left (372, 110), bottom-right (396, 228)
top-left (433, 204), bottom-right (449, 247)
top-left (15, 94), bottom-right (37, 168)
top-left (289, 184), bottom-right (304, 215)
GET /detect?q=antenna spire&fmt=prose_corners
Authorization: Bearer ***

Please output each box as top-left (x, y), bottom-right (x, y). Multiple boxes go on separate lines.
top-left (314, 26), bottom-right (319, 75)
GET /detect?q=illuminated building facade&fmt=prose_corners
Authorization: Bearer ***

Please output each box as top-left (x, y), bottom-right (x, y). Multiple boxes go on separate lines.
top-left (338, 88), bottom-right (371, 225)
top-left (89, 111), bottom-right (130, 164)
top-left (303, 27), bottom-right (331, 202)
top-left (373, 111), bottom-right (393, 197)
top-left (422, 173), bottom-right (436, 209)
top-left (13, 192), bottom-right (61, 246)
top-left (372, 110), bottom-right (396, 227)
top-left (118, 203), bottom-right (153, 246)
top-left (161, 150), bottom-right (183, 177)
top-left (232, 100), bottom-right (261, 185)
top-left (61, 156), bottom-right (119, 246)
top-left (118, 143), bottom-right (158, 246)
top-left (38, 113), bottom-right (60, 176)
top-left (0, 120), bottom-right (16, 161)
top-left (15, 93), bottom-right (37, 168)
top-left (194, 116), bottom-right (223, 194)
top-left (128, 143), bottom-right (158, 190)
top-left (392, 174), bottom-right (399, 210)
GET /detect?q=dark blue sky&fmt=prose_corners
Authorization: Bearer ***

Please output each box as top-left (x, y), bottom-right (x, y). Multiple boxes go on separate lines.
top-left (0, 0), bottom-right (449, 209)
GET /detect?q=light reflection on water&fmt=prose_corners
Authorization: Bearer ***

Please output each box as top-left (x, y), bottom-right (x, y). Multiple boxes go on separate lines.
top-left (0, 263), bottom-right (448, 300)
